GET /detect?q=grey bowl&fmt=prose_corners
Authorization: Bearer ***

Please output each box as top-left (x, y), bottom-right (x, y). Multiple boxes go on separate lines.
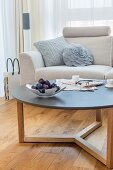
top-left (26, 84), bottom-right (65, 98)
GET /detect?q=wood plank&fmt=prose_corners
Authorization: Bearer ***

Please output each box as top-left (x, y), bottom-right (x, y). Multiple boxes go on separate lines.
top-left (94, 161), bottom-right (107, 170)
top-left (24, 135), bottom-right (75, 143)
top-left (106, 109), bottom-right (113, 169)
top-left (74, 137), bottom-right (106, 165)
top-left (96, 109), bottom-right (102, 122)
top-left (73, 150), bottom-right (97, 170)
top-left (86, 124), bottom-right (107, 152)
top-left (17, 101), bottom-right (24, 143)
top-left (23, 151), bottom-right (57, 170)
top-left (48, 144), bottom-right (81, 170)
top-left (3, 144), bottom-right (40, 170)
top-left (75, 122), bottom-right (102, 139)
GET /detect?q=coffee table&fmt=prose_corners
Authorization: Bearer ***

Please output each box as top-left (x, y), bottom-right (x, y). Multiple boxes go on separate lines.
top-left (13, 84), bottom-right (113, 169)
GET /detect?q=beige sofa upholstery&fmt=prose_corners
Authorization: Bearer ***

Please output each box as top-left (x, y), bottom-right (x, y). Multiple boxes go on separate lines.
top-left (105, 69), bottom-right (113, 79)
top-left (35, 65), bottom-right (111, 80)
top-left (19, 26), bottom-right (113, 85)
top-left (63, 26), bottom-right (111, 37)
top-left (19, 51), bottom-right (44, 84)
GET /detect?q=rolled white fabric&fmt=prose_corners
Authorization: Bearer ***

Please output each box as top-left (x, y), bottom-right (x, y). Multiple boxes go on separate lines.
top-left (63, 26), bottom-right (111, 38)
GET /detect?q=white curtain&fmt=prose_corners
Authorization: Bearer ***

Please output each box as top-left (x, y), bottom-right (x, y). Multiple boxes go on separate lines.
top-left (31, 0), bottom-right (113, 42)
top-left (0, 0), bottom-right (17, 96)
top-left (0, 0), bottom-right (29, 97)
top-left (0, 1), bottom-right (5, 97)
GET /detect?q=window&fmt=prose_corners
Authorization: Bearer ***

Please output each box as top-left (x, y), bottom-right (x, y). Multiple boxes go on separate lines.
top-left (68, 0), bottom-right (112, 9)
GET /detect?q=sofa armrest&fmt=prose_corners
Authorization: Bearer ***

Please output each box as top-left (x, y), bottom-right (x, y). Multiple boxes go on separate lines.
top-left (19, 51), bottom-right (45, 85)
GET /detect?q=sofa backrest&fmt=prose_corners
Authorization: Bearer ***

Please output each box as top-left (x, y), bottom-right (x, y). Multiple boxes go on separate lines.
top-left (63, 26), bottom-right (113, 66)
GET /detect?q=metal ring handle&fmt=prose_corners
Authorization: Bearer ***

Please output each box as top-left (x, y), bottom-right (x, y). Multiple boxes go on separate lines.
top-left (6, 58), bottom-right (14, 75)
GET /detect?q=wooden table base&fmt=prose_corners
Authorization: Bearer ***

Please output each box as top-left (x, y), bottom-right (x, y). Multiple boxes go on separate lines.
top-left (17, 101), bottom-right (113, 169)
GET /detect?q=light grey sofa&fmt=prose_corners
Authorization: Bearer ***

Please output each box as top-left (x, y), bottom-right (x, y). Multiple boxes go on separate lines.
top-left (19, 26), bottom-right (113, 85)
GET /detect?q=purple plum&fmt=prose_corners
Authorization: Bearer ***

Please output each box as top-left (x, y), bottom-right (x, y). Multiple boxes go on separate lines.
top-left (36, 83), bottom-right (43, 89)
top-left (45, 80), bottom-right (51, 87)
top-left (38, 78), bottom-right (45, 84)
top-left (43, 84), bottom-right (49, 89)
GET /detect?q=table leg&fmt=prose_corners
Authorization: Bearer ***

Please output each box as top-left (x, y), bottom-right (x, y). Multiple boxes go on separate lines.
top-left (96, 109), bottom-right (102, 122)
top-left (107, 109), bottom-right (113, 169)
top-left (17, 101), bottom-right (24, 143)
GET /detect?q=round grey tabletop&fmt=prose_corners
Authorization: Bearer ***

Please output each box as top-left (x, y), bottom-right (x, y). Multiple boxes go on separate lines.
top-left (13, 84), bottom-right (113, 110)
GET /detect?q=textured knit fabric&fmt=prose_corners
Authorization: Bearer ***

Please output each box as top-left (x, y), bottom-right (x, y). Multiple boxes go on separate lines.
top-left (65, 36), bottom-right (112, 66)
top-left (62, 44), bottom-right (94, 67)
top-left (34, 37), bottom-right (69, 67)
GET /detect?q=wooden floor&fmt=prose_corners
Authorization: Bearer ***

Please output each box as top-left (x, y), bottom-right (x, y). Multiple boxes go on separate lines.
top-left (0, 98), bottom-right (110, 170)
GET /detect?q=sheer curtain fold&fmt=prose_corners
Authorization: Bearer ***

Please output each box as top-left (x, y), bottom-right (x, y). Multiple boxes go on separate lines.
top-left (0, 1), bottom-right (6, 96)
top-left (0, 0), bottom-right (16, 96)
top-left (30, 0), bottom-right (113, 45)
top-left (0, 0), bottom-right (29, 97)
top-left (16, 0), bottom-right (30, 54)
top-left (16, 0), bottom-right (24, 54)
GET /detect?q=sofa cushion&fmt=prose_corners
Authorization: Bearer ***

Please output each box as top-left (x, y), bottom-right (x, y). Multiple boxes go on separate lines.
top-left (63, 26), bottom-right (111, 38)
top-left (34, 37), bottom-right (69, 67)
top-left (35, 65), bottom-right (112, 81)
top-left (63, 44), bottom-right (94, 67)
top-left (65, 36), bottom-right (112, 66)
top-left (105, 68), bottom-right (113, 79)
